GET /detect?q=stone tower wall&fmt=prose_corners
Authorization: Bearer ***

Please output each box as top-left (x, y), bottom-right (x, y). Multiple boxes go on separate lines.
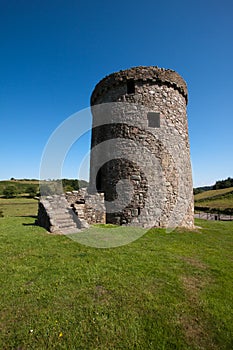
top-left (89, 66), bottom-right (194, 228)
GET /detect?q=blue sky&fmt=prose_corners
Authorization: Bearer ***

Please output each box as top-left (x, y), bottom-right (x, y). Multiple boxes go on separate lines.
top-left (0, 0), bottom-right (232, 187)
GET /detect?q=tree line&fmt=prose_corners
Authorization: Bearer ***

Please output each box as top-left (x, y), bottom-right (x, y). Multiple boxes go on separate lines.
top-left (194, 177), bottom-right (233, 194)
top-left (213, 177), bottom-right (233, 190)
top-left (1, 179), bottom-right (89, 198)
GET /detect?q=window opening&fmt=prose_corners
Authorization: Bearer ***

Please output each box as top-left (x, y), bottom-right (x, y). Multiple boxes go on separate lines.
top-left (147, 112), bottom-right (160, 128)
top-left (127, 79), bottom-right (135, 94)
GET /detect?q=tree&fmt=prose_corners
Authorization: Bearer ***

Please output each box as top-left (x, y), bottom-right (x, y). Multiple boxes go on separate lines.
top-left (79, 179), bottom-right (89, 188)
top-left (39, 184), bottom-right (53, 196)
top-left (62, 179), bottom-right (79, 191)
top-left (214, 177), bottom-right (233, 189)
top-left (64, 185), bottom-right (74, 193)
top-left (26, 185), bottom-right (37, 198)
top-left (3, 185), bottom-right (17, 198)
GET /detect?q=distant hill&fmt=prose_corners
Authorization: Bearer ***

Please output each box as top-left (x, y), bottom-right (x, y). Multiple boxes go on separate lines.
top-left (194, 177), bottom-right (233, 213)
top-left (194, 187), bottom-right (233, 212)
top-left (194, 177), bottom-right (233, 195)
top-left (0, 179), bottom-right (89, 196)
top-left (0, 180), bottom-right (39, 196)
top-left (193, 185), bottom-right (213, 195)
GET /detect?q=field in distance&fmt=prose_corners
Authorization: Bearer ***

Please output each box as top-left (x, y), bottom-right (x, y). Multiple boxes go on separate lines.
top-left (194, 187), bottom-right (233, 210)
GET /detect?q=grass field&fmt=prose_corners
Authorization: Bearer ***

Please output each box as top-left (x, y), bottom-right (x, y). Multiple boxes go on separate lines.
top-left (0, 198), bottom-right (232, 349)
top-left (195, 195), bottom-right (233, 210)
top-left (194, 187), bottom-right (233, 201)
top-left (194, 187), bottom-right (233, 211)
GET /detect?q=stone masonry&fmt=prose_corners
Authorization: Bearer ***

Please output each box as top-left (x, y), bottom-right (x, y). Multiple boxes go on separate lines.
top-left (37, 188), bottom-right (105, 233)
top-left (66, 188), bottom-right (105, 224)
top-left (89, 66), bottom-right (194, 228)
top-left (37, 194), bottom-right (82, 234)
top-left (38, 65), bottom-right (194, 232)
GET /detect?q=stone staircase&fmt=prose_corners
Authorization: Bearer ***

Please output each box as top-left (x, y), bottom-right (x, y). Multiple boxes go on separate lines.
top-left (38, 194), bottom-right (85, 234)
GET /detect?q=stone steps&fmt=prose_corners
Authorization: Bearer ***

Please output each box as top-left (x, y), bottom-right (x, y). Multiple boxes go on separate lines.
top-left (57, 222), bottom-right (77, 229)
top-left (51, 213), bottom-right (73, 220)
top-left (54, 217), bottom-right (74, 223)
top-left (39, 196), bottom-right (82, 233)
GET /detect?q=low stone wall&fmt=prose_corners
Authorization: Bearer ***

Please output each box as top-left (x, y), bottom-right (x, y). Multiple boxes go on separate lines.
top-left (37, 188), bottom-right (106, 233)
top-left (65, 188), bottom-right (106, 224)
top-left (37, 200), bottom-right (52, 232)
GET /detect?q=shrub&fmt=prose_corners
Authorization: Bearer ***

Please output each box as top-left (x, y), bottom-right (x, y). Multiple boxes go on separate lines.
top-left (3, 185), bottom-right (17, 198)
top-left (26, 185), bottom-right (37, 198)
top-left (64, 185), bottom-right (74, 193)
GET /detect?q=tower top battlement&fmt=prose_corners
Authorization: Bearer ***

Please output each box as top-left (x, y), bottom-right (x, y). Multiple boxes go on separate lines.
top-left (91, 66), bottom-right (188, 105)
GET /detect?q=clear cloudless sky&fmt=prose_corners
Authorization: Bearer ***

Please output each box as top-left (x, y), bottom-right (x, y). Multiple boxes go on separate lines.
top-left (0, 0), bottom-right (233, 187)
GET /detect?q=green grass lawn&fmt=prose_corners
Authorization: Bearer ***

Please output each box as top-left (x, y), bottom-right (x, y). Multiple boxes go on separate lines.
top-left (0, 199), bottom-right (232, 349)
top-left (194, 187), bottom-right (233, 201)
top-left (0, 197), bottom-right (38, 217)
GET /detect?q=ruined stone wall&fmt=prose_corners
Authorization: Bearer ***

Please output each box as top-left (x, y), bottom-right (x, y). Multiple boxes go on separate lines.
top-left (65, 188), bottom-right (105, 225)
top-left (37, 189), bottom-right (106, 233)
top-left (89, 66), bottom-right (194, 228)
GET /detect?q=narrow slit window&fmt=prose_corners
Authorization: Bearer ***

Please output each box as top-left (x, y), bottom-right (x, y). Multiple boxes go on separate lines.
top-left (127, 79), bottom-right (135, 94)
top-left (147, 112), bottom-right (160, 128)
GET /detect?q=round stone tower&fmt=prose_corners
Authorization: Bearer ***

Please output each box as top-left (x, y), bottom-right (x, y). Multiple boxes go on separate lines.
top-left (89, 66), bottom-right (194, 228)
